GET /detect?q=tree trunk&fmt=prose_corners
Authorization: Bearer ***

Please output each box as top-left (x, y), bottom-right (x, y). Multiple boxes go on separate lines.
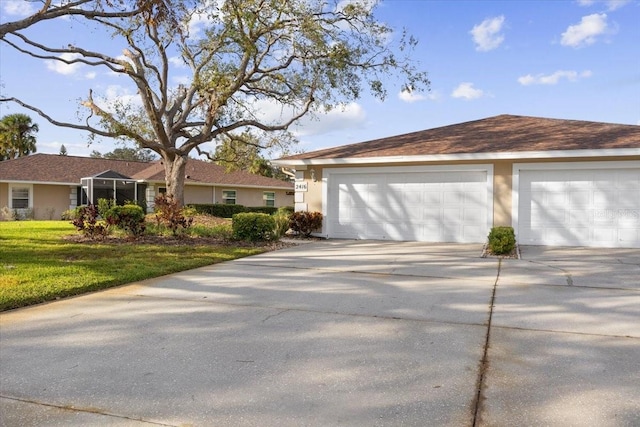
top-left (163, 154), bottom-right (187, 207)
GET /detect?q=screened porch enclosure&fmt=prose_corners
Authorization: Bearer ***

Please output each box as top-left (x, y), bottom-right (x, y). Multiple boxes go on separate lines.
top-left (80, 171), bottom-right (146, 206)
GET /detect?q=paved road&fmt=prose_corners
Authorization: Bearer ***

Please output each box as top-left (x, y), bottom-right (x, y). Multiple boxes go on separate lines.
top-left (1, 241), bottom-right (638, 426)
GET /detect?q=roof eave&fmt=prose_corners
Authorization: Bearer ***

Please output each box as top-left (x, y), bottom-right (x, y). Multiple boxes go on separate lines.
top-left (0, 179), bottom-right (79, 186)
top-left (144, 179), bottom-right (292, 190)
top-left (273, 148), bottom-right (640, 167)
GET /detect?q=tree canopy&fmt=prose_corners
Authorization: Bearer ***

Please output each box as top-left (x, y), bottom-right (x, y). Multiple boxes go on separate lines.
top-left (90, 147), bottom-right (158, 162)
top-left (0, 114), bottom-right (39, 161)
top-left (1, 0), bottom-right (429, 204)
top-left (213, 133), bottom-right (290, 180)
top-left (0, 0), bottom-right (181, 38)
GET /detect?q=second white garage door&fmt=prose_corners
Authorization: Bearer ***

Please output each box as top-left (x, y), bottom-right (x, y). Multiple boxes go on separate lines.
top-left (324, 165), bottom-right (493, 243)
top-left (514, 162), bottom-right (640, 248)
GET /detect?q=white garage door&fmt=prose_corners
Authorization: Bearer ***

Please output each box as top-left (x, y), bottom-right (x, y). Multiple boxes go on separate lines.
top-left (515, 163), bottom-right (640, 248)
top-left (325, 166), bottom-right (493, 243)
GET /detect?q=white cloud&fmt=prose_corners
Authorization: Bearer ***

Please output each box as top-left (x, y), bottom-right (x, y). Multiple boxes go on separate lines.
top-left (470, 16), bottom-right (506, 52)
top-left (96, 85), bottom-right (142, 113)
top-left (2, 0), bottom-right (36, 16)
top-left (577, 0), bottom-right (630, 10)
top-left (561, 13), bottom-right (608, 47)
top-left (518, 70), bottom-right (593, 85)
top-left (605, 0), bottom-right (631, 10)
top-left (85, 72), bottom-right (97, 80)
top-left (293, 103), bottom-right (367, 137)
top-left (169, 56), bottom-right (187, 68)
top-left (451, 82), bottom-right (485, 100)
top-left (398, 89), bottom-right (426, 103)
top-left (46, 52), bottom-right (83, 75)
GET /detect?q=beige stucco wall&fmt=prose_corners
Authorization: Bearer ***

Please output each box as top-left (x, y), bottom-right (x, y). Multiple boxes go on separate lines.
top-left (33, 184), bottom-right (73, 220)
top-left (293, 156), bottom-right (640, 233)
top-left (1, 183), bottom-right (72, 220)
top-left (0, 183), bottom-right (7, 210)
top-left (493, 161), bottom-right (512, 227)
top-left (184, 184), bottom-right (293, 208)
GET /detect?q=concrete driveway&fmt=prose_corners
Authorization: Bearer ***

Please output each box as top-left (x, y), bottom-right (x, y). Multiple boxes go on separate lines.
top-left (1, 241), bottom-right (638, 426)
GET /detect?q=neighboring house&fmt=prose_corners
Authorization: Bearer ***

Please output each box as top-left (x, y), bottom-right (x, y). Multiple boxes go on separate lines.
top-left (275, 115), bottom-right (640, 248)
top-left (0, 154), bottom-right (294, 220)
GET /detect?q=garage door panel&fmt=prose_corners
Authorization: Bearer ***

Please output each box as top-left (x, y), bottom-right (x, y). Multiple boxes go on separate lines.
top-left (568, 191), bottom-right (590, 207)
top-left (328, 168), bottom-right (490, 243)
top-left (423, 208), bottom-right (441, 223)
top-left (464, 208), bottom-right (484, 223)
top-left (518, 165), bottom-right (640, 248)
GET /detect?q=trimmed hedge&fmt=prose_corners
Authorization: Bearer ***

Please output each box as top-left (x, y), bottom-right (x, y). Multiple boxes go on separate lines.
top-left (105, 204), bottom-right (146, 237)
top-left (188, 204), bottom-right (285, 218)
top-left (232, 212), bottom-right (276, 241)
top-left (487, 226), bottom-right (516, 255)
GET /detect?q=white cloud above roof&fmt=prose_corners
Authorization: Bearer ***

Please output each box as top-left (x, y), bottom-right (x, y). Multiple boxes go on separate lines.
top-left (518, 70), bottom-right (593, 85)
top-left (451, 82), bottom-right (485, 100)
top-left (293, 102), bottom-right (367, 137)
top-left (470, 16), bottom-right (506, 52)
top-left (561, 13), bottom-right (608, 47)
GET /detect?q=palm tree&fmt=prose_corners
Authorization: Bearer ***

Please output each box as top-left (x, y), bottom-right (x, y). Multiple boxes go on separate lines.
top-left (0, 114), bottom-right (39, 161)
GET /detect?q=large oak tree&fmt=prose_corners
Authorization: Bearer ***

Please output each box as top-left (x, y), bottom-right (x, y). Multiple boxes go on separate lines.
top-left (1, 0), bottom-right (428, 204)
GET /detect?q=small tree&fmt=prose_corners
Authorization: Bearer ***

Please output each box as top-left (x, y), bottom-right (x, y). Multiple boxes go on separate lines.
top-left (59, 144), bottom-right (68, 156)
top-left (0, 114), bottom-right (39, 160)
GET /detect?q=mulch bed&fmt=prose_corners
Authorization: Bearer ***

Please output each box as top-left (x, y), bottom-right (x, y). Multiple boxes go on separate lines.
top-left (63, 214), bottom-right (301, 250)
top-left (481, 243), bottom-right (521, 259)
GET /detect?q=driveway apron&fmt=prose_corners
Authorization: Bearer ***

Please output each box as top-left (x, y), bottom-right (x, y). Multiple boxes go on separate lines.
top-left (481, 245), bottom-right (640, 426)
top-left (1, 241), bottom-right (495, 427)
top-left (1, 241), bottom-right (638, 426)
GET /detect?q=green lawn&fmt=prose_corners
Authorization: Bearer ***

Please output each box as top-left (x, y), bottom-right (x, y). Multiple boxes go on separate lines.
top-left (0, 221), bottom-right (266, 311)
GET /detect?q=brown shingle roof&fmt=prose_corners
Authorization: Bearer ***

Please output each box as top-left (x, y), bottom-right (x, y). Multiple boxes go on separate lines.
top-left (0, 154), bottom-right (292, 189)
top-left (279, 115), bottom-right (640, 161)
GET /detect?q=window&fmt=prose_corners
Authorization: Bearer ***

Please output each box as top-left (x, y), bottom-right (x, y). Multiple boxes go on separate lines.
top-left (158, 187), bottom-right (167, 195)
top-left (222, 190), bottom-right (236, 204)
top-left (263, 192), bottom-right (275, 207)
top-left (11, 186), bottom-right (30, 209)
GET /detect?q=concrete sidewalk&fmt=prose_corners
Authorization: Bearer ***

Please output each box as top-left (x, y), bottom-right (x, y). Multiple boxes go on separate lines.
top-left (1, 241), bottom-right (638, 426)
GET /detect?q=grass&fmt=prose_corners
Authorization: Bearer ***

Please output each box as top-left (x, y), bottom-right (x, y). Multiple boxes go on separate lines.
top-left (0, 221), bottom-right (266, 311)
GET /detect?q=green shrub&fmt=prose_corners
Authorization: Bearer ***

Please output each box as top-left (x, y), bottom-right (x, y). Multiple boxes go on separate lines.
top-left (189, 204), bottom-right (246, 218)
top-left (276, 206), bottom-right (294, 216)
top-left (289, 211), bottom-right (323, 237)
top-left (97, 198), bottom-right (115, 218)
top-left (245, 206), bottom-right (279, 215)
top-left (488, 226), bottom-right (516, 255)
top-left (272, 209), bottom-right (292, 239)
top-left (105, 204), bottom-right (146, 237)
top-left (189, 223), bottom-right (233, 240)
top-left (232, 212), bottom-right (276, 241)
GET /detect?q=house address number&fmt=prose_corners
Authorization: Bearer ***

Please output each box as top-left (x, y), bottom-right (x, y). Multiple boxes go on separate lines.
top-left (295, 182), bottom-right (308, 192)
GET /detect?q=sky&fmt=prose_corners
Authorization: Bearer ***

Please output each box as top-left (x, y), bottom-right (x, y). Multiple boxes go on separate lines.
top-left (1, 0), bottom-right (639, 159)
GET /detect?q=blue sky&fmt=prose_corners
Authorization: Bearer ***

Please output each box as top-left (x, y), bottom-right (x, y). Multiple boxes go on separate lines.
top-left (1, 0), bottom-right (639, 158)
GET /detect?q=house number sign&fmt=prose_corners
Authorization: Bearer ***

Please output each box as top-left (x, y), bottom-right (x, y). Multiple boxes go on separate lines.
top-left (295, 182), bottom-right (308, 192)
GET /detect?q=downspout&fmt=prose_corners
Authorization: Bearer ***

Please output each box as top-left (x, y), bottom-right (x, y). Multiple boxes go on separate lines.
top-left (281, 167), bottom-right (295, 180)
